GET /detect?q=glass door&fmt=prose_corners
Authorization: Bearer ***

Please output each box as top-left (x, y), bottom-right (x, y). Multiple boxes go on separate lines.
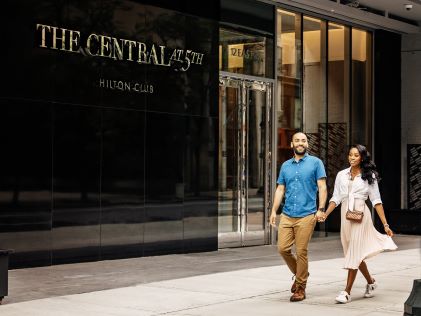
top-left (218, 75), bottom-right (273, 247)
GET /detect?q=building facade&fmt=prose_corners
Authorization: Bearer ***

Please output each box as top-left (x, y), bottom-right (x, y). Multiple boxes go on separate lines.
top-left (0, 0), bottom-right (419, 268)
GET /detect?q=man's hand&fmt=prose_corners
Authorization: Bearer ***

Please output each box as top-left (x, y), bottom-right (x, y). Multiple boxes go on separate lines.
top-left (315, 210), bottom-right (326, 222)
top-left (270, 211), bottom-right (277, 227)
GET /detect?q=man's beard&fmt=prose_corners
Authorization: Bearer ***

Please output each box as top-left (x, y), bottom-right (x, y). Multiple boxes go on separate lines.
top-left (293, 146), bottom-right (307, 155)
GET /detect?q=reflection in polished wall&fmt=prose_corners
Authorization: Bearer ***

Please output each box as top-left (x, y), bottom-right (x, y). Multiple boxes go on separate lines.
top-left (0, 100), bottom-right (52, 267)
top-left (184, 116), bottom-right (218, 251)
top-left (52, 105), bottom-right (101, 264)
top-left (144, 113), bottom-right (184, 256)
top-left (100, 110), bottom-right (146, 260)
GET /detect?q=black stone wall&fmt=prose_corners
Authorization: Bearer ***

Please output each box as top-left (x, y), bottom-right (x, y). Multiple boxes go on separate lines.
top-left (0, 0), bottom-right (219, 268)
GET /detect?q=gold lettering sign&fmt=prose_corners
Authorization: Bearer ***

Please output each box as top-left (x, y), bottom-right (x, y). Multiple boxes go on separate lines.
top-left (35, 23), bottom-right (205, 72)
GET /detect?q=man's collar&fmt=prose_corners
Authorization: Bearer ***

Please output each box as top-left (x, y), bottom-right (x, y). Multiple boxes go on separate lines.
top-left (292, 153), bottom-right (309, 163)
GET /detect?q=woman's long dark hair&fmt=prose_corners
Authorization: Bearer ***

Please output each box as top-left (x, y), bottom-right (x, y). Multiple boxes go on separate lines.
top-left (351, 144), bottom-right (381, 184)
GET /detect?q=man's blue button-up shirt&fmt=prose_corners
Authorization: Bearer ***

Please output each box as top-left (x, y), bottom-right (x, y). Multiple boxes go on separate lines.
top-left (277, 153), bottom-right (326, 218)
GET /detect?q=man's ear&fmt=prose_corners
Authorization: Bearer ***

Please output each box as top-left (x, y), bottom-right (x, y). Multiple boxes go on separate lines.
top-left (290, 142), bottom-right (293, 148)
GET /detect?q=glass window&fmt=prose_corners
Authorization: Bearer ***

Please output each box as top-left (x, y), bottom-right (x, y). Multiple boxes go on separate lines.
top-left (276, 9), bottom-right (302, 166)
top-left (328, 23), bottom-right (349, 125)
top-left (275, 9), bottom-right (373, 233)
top-left (327, 22), bottom-right (350, 190)
top-left (351, 28), bottom-right (372, 151)
top-left (303, 16), bottom-right (327, 163)
top-left (219, 28), bottom-right (273, 78)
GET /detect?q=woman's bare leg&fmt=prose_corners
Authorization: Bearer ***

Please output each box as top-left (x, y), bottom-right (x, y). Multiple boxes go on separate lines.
top-left (345, 269), bottom-right (358, 294)
top-left (359, 261), bottom-right (375, 284)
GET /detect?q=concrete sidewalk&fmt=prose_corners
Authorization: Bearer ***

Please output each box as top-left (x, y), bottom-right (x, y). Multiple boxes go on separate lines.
top-left (1, 235), bottom-right (420, 315)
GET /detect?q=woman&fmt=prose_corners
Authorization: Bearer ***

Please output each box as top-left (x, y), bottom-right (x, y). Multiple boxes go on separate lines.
top-left (319, 144), bottom-right (397, 304)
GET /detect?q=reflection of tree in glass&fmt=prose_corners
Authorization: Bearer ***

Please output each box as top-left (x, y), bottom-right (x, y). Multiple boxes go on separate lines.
top-left (132, 6), bottom-right (218, 196)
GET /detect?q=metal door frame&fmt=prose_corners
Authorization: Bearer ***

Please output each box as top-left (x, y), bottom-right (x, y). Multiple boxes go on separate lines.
top-left (218, 72), bottom-right (275, 248)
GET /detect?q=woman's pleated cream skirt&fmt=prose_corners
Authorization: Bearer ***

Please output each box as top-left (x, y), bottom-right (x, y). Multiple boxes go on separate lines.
top-left (340, 198), bottom-right (397, 269)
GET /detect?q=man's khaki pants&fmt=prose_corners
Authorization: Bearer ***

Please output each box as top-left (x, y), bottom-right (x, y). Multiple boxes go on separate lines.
top-left (277, 213), bottom-right (316, 288)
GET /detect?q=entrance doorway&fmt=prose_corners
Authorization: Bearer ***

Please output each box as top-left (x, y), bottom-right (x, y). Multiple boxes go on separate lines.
top-left (218, 73), bottom-right (274, 248)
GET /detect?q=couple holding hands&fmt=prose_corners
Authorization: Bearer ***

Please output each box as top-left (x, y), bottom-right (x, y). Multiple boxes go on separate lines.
top-left (269, 132), bottom-right (397, 304)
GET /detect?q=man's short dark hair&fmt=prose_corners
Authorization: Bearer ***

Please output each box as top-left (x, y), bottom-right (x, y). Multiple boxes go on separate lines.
top-left (291, 131), bottom-right (306, 141)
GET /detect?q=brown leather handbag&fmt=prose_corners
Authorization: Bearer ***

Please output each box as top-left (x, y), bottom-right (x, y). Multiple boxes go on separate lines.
top-left (345, 209), bottom-right (364, 223)
top-left (346, 178), bottom-right (364, 223)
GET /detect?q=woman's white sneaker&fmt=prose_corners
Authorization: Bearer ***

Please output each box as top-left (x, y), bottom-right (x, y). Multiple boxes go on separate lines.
top-left (335, 291), bottom-right (351, 303)
top-left (364, 281), bottom-right (377, 298)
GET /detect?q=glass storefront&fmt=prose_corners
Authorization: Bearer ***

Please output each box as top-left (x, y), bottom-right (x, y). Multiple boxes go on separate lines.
top-left (276, 8), bottom-right (373, 232)
top-left (218, 5), bottom-right (375, 244)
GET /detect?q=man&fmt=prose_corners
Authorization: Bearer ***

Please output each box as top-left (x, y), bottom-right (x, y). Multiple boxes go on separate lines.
top-left (269, 132), bottom-right (327, 302)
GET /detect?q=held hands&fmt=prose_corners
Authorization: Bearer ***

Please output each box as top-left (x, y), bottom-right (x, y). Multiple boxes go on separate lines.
top-left (316, 210), bottom-right (327, 222)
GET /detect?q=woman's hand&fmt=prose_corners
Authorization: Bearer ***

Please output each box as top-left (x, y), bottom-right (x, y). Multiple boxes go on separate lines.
top-left (385, 226), bottom-right (394, 237)
top-left (316, 211), bottom-right (326, 222)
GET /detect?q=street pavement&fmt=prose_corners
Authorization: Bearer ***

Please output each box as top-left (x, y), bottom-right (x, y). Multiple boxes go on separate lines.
top-left (1, 234), bottom-right (420, 315)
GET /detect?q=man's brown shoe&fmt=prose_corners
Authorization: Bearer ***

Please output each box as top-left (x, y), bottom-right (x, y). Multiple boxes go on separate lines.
top-left (291, 272), bottom-right (310, 293)
top-left (290, 286), bottom-right (306, 302)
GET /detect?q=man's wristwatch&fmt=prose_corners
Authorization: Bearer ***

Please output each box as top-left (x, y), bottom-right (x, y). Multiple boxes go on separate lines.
top-left (318, 207), bottom-right (325, 212)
